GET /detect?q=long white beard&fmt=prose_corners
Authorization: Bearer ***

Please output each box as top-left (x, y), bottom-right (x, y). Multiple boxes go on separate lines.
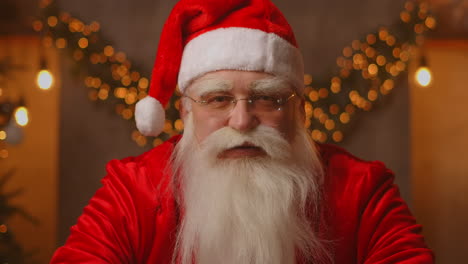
top-left (171, 113), bottom-right (327, 264)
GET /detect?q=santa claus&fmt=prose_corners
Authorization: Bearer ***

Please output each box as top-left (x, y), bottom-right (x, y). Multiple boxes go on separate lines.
top-left (51, 0), bottom-right (434, 263)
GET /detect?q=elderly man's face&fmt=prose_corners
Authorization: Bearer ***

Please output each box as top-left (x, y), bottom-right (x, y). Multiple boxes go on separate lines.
top-left (183, 70), bottom-right (303, 158)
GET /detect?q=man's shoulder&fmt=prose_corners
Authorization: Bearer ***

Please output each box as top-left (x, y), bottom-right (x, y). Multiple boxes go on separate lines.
top-left (104, 135), bottom-right (181, 186)
top-left (124, 135), bottom-right (180, 165)
top-left (317, 143), bottom-right (393, 184)
top-left (317, 143), bottom-right (396, 221)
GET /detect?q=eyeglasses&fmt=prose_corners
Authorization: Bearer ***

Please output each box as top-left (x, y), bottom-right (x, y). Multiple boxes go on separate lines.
top-left (183, 92), bottom-right (296, 113)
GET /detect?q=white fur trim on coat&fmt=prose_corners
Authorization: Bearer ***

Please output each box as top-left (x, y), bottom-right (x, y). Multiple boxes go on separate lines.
top-left (135, 96), bottom-right (165, 136)
top-left (178, 27), bottom-right (304, 93)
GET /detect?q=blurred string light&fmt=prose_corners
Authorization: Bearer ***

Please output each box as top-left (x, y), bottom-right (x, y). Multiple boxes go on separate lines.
top-left (14, 107), bottom-right (29, 127)
top-left (304, 0), bottom-right (435, 143)
top-left (37, 69), bottom-right (53, 90)
top-left (415, 67), bottom-right (432, 87)
top-left (35, 0), bottom-right (434, 146)
top-left (0, 57), bottom-right (28, 151)
top-left (415, 54), bottom-right (432, 87)
top-left (35, 6), bottom-right (55, 91)
top-left (36, 56), bottom-right (54, 90)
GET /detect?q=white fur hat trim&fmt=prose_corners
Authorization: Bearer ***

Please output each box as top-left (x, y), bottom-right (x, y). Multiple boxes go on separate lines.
top-left (135, 96), bottom-right (165, 136)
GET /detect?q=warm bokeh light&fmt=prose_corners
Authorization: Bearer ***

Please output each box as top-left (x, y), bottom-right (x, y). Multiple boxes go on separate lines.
top-left (368, 90), bottom-right (378, 101)
top-left (56, 38), bottom-right (67, 48)
top-left (115, 52), bottom-right (127, 63)
top-left (0, 131), bottom-right (6, 140)
top-left (342, 47), bottom-right (353, 57)
top-left (414, 24), bottom-right (425, 34)
top-left (121, 76), bottom-right (132, 86)
top-left (90, 21), bottom-right (101, 32)
top-left (138, 78), bottom-right (149, 89)
top-left (175, 119), bottom-right (184, 131)
top-left (365, 47), bottom-right (376, 58)
top-left (379, 28), bottom-right (388, 41)
top-left (104, 45), bottom-right (115, 57)
top-left (153, 138), bottom-right (163, 147)
top-left (386, 35), bottom-right (396, 46)
top-left (121, 109), bottom-right (133, 120)
top-left (340, 112), bottom-right (350, 124)
top-left (37, 69), bottom-right (54, 90)
top-left (400, 11), bottom-right (411, 23)
top-left (332, 131), bottom-right (344, 142)
top-left (304, 102), bottom-right (313, 117)
top-left (32, 20), bottom-right (43, 32)
top-left (415, 66), bottom-right (432, 87)
top-left (329, 104), bottom-right (339, 115)
top-left (114, 87), bottom-right (128, 98)
top-left (366, 34), bottom-right (376, 45)
top-left (125, 92), bottom-right (137, 105)
top-left (318, 88), bottom-right (329, 98)
top-left (368, 64), bottom-right (378, 75)
top-left (308, 90), bottom-right (319, 102)
top-left (136, 136), bottom-right (147, 147)
top-left (352, 40), bottom-right (361, 50)
top-left (78, 37), bottom-right (89, 49)
top-left (325, 119), bottom-right (335, 130)
top-left (313, 108), bottom-right (323, 119)
top-left (0, 149), bottom-right (8, 159)
top-left (425, 16), bottom-right (436, 29)
top-left (98, 89), bottom-right (109, 100)
top-left (131, 71), bottom-right (141, 82)
top-left (311, 129), bottom-right (321, 141)
top-left (163, 120), bottom-right (173, 134)
top-left (318, 114), bottom-right (328, 124)
top-left (14, 107), bottom-right (29, 127)
top-left (304, 74), bottom-right (313, 85)
top-left (47, 16), bottom-right (58, 27)
top-left (330, 78), bottom-right (341, 93)
top-left (376, 55), bottom-right (386, 66)
top-left (399, 50), bottom-right (410, 61)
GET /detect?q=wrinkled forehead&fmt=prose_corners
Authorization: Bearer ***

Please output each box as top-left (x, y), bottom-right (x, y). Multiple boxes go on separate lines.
top-left (186, 74), bottom-right (295, 97)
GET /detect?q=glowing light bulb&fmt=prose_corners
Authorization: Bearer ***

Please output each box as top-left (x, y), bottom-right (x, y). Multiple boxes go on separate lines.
top-left (415, 66), bottom-right (432, 87)
top-left (37, 70), bottom-right (54, 90)
top-left (14, 107), bottom-right (29, 127)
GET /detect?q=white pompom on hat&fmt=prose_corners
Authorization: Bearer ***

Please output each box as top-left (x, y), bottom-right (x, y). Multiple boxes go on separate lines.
top-left (135, 0), bottom-right (304, 137)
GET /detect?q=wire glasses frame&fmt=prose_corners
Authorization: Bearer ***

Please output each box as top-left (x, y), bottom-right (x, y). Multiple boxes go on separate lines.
top-left (183, 92), bottom-right (296, 113)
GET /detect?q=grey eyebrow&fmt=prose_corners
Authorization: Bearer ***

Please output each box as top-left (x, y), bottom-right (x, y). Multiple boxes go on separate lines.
top-left (189, 78), bottom-right (233, 97)
top-left (250, 77), bottom-right (293, 94)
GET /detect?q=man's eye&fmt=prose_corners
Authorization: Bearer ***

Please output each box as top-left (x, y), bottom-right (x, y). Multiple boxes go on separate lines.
top-left (253, 95), bottom-right (278, 102)
top-left (205, 96), bottom-right (232, 104)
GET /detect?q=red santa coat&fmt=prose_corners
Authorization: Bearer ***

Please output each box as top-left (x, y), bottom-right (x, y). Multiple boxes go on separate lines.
top-left (51, 136), bottom-right (434, 263)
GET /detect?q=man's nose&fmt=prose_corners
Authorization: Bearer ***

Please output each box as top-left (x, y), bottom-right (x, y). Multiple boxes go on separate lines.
top-left (227, 100), bottom-right (259, 132)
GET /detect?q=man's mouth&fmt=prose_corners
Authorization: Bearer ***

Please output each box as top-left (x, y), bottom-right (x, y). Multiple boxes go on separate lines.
top-left (218, 142), bottom-right (266, 159)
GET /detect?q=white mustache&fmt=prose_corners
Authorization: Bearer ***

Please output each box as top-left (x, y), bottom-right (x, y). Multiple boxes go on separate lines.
top-left (199, 125), bottom-right (293, 161)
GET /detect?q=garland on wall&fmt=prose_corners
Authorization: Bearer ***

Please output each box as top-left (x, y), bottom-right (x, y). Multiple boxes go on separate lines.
top-left (34, 0), bottom-right (434, 147)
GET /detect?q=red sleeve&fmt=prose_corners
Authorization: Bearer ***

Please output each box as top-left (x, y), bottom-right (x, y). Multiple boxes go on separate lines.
top-left (51, 159), bottom-right (154, 264)
top-left (357, 163), bottom-right (434, 264)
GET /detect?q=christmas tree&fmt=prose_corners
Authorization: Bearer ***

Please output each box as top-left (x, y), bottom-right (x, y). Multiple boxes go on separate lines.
top-left (0, 168), bottom-right (39, 264)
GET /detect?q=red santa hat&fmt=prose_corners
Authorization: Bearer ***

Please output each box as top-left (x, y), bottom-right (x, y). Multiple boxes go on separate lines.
top-left (135, 0), bottom-right (304, 136)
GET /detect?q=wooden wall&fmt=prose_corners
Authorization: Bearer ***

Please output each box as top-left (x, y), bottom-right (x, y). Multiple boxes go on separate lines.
top-left (411, 40), bottom-right (468, 262)
top-left (0, 36), bottom-right (59, 263)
